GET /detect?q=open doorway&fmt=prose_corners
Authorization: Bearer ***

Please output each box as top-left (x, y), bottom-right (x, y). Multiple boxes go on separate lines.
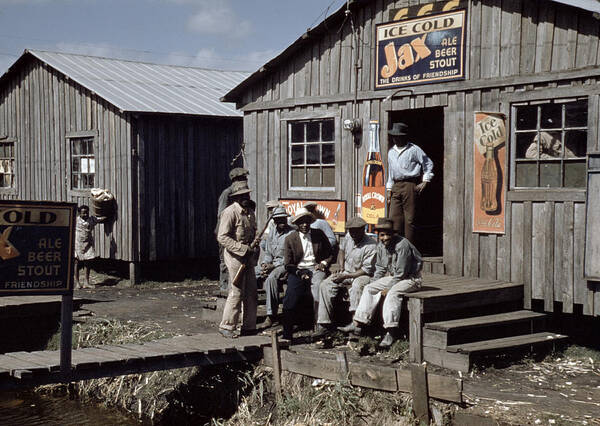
top-left (388, 107), bottom-right (444, 257)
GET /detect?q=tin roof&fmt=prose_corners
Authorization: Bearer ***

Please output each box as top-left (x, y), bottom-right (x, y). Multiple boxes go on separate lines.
top-left (222, 0), bottom-right (600, 103)
top-left (4, 50), bottom-right (249, 117)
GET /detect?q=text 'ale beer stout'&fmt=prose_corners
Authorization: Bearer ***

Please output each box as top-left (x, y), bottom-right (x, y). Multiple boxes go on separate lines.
top-left (361, 121), bottom-right (386, 228)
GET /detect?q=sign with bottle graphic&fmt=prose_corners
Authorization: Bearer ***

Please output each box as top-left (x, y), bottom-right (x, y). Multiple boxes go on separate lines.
top-left (473, 112), bottom-right (506, 234)
top-left (361, 121), bottom-right (386, 227)
top-left (279, 199), bottom-right (346, 233)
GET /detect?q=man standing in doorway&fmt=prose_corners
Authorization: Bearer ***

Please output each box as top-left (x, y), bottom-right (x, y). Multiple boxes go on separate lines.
top-left (385, 122), bottom-right (434, 243)
top-left (217, 180), bottom-right (259, 338)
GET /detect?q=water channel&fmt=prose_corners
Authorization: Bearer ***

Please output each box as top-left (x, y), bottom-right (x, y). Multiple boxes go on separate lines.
top-left (0, 391), bottom-right (142, 425)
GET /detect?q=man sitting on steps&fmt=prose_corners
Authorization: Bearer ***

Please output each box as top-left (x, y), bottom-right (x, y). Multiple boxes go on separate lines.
top-left (339, 217), bottom-right (423, 348)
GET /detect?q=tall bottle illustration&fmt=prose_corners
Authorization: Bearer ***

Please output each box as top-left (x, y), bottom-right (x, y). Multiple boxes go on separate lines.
top-left (480, 143), bottom-right (498, 212)
top-left (361, 121), bottom-right (386, 228)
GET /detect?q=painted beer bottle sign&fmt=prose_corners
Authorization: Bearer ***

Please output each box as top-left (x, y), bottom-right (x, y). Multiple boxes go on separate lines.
top-left (361, 121), bottom-right (386, 226)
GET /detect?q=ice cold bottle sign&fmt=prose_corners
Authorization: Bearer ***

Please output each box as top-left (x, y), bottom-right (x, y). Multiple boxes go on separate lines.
top-left (361, 121), bottom-right (386, 226)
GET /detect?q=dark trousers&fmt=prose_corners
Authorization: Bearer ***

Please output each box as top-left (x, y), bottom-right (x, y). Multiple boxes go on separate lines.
top-left (389, 180), bottom-right (417, 244)
top-left (282, 268), bottom-right (325, 339)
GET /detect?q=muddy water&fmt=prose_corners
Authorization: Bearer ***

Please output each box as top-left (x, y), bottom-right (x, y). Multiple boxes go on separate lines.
top-left (0, 391), bottom-right (142, 425)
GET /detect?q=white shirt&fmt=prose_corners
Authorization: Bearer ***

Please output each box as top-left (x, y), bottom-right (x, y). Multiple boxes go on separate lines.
top-left (297, 231), bottom-right (316, 269)
top-left (385, 142), bottom-right (434, 190)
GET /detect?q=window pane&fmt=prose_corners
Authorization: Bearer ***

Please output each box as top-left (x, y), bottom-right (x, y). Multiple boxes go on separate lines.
top-left (291, 167), bottom-right (305, 187)
top-left (81, 158), bottom-right (89, 173)
top-left (515, 162), bottom-right (538, 187)
top-left (564, 161), bottom-right (586, 188)
top-left (307, 122), bottom-right (320, 142)
top-left (516, 105), bottom-right (537, 130)
top-left (307, 167), bottom-right (321, 186)
top-left (0, 145), bottom-right (4, 157)
top-left (541, 103), bottom-right (562, 129)
top-left (291, 123), bottom-right (304, 143)
top-left (306, 145), bottom-right (320, 164)
top-left (291, 145), bottom-right (304, 165)
top-left (72, 141), bottom-right (80, 155)
top-left (564, 130), bottom-right (586, 158)
top-left (322, 144), bottom-right (335, 164)
top-left (87, 139), bottom-right (94, 155)
top-left (539, 161), bottom-right (561, 188)
top-left (517, 132), bottom-right (538, 159)
top-left (537, 131), bottom-right (563, 159)
top-left (322, 167), bottom-right (335, 187)
top-left (322, 120), bottom-right (334, 141)
top-left (72, 159), bottom-right (80, 173)
top-left (72, 174), bottom-right (79, 189)
top-left (565, 101), bottom-right (587, 128)
top-left (89, 158), bottom-right (95, 174)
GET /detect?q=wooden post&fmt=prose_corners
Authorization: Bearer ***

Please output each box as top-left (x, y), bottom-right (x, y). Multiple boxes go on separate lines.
top-left (60, 294), bottom-right (73, 377)
top-left (270, 330), bottom-right (282, 400)
top-left (410, 362), bottom-right (430, 425)
top-left (336, 351), bottom-right (349, 384)
top-left (129, 261), bottom-right (139, 286)
top-left (408, 298), bottom-right (423, 362)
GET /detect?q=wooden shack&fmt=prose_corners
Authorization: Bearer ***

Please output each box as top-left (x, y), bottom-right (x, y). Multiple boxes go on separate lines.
top-left (0, 50), bottom-right (248, 280)
top-left (222, 0), bottom-right (600, 322)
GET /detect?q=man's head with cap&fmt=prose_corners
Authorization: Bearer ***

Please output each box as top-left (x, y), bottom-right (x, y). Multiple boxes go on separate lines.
top-left (230, 181), bottom-right (252, 211)
top-left (272, 206), bottom-right (289, 231)
top-left (292, 207), bottom-right (314, 234)
top-left (265, 199), bottom-right (281, 211)
top-left (388, 122), bottom-right (409, 147)
top-left (303, 201), bottom-right (325, 219)
top-left (229, 167), bottom-right (249, 182)
top-left (375, 217), bottom-right (395, 248)
top-left (346, 216), bottom-right (367, 244)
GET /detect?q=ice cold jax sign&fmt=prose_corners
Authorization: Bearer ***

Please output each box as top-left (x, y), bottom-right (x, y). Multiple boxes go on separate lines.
top-left (376, 10), bottom-right (466, 89)
top-left (0, 202), bottom-right (75, 294)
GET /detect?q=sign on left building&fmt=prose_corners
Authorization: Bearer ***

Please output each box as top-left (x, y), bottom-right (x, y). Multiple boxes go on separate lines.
top-left (0, 200), bottom-right (76, 295)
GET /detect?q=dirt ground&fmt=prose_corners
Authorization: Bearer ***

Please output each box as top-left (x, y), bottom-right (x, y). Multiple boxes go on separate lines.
top-left (74, 268), bottom-right (600, 425)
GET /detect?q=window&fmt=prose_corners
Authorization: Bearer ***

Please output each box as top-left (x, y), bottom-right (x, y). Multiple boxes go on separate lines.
top-left (0, 139), bottom-right (15, 188)
top-left (289, 119), bottom-right (335, 189)
top-left (512, 98), bottom-right (587, 188)
top-left (71, 136), bottom-right (95, 190)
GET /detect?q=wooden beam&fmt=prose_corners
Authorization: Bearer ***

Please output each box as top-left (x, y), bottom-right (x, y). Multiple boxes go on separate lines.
top-left (410, 363), bottom-right (430, 425)
top-left (270, 330), bottom-right (282, 401)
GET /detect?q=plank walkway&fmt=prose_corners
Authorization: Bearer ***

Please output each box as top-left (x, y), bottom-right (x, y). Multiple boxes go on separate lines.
top-left (0, 333), bottom-right (270, 390)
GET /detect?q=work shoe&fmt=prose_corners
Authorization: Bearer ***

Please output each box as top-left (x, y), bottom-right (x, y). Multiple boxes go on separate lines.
top-left (218, 328), bottom-right (237, 339)
top-left (312, 324), bottom-right (331, 339)
top-left (338, 322), bottom-right (362, 336)
top-left (258, 316), bottom-right (276, 330)
top-left (378, 332), bottom-right (396, 349)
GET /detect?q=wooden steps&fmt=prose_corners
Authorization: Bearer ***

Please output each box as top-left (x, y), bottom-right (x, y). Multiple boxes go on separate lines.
top-left (422, 310), bottom-right (567, 372)
top-left (424, 332), bottom-right (568, 372)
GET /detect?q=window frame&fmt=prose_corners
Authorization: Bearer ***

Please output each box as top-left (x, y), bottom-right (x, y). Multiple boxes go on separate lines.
top-left (281, 110), bottom-right (341, 197)
top-left (509, 97), bottom-right (588, 190)
top-left (67, 130), bottom-right (98, 195)
top-left (0, 136), bottom-right (17, 194)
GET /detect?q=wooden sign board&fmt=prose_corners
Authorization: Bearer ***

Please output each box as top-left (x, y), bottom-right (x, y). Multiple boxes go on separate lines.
top-left (279, 199), bottom-right (346, 233)
top-left (375, 9), bottom-right (467, 89)
top-left (473, 112), bottom-right (506, 234)
top-left (0, 200), bottom-right (76, 295)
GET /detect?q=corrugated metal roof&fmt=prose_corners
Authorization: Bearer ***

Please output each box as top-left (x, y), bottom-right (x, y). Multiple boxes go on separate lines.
top-left (552, 0), bottom-right (600, 14)
top-left (22, 50), bottom-right (249, 117)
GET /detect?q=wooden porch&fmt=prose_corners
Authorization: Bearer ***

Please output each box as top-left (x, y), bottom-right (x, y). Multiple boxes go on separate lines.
top-left (407, 273), bottom-right (567, 372)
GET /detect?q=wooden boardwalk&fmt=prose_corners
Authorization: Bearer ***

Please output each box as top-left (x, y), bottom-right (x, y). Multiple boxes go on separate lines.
top-left (0, 333), bottom-right (270, 391)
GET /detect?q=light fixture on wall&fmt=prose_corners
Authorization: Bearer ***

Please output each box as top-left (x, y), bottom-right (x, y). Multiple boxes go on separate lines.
top-left (343, 118), bottom-right (362, 133)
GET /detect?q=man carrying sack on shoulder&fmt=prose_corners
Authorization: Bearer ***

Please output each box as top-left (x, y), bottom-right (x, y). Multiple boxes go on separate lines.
top-left (217, 180), bottom-right (260, 338)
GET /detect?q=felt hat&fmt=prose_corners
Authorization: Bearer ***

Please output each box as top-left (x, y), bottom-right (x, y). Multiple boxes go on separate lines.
top-left (291, 208), bottom-right (315, 224)
top-left (375, 217), bottom-right (394, 232)
top-left (230, 180), bottom-right (252, 196)
top-left (303, 201), bottom-right (318, 209)
top-left (229, 167), bottom-right (249, 180)
top-left (388, 122), bottom-right (408, 136)
top-left (346, 216), bottom-right (367, 229)
top-left (272, 206), bottom-right (289, 218)
top-left (265, 199), bottom-right (281, 209)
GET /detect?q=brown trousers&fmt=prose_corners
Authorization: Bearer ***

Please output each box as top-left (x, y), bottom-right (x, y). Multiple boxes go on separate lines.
top-left (389, 181), bottom-right (417, 244)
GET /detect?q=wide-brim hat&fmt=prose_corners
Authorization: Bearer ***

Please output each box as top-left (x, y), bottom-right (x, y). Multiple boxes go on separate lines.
top-left (375, 217), bottom-right (394, 231)
top-left (272, 206), bottom-right (289, 218)
top-left (230, 180), bottom-right (251, 196)
top-left (303, 201), bottom-right (318, 209)
top-left (291, 207), bottom-right (315, 224)
top-left (346, 216), bottom-right (367, 229)
top-left (388, 122), bottom-right (408, 136)
top-left (266, 199), bottom-right (281, 209)
top-left (229, 167), bottom-right (249, 180)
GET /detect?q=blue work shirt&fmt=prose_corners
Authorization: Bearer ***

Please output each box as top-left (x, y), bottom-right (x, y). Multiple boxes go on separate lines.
top-left (385, 143), bottom-right (434, 190)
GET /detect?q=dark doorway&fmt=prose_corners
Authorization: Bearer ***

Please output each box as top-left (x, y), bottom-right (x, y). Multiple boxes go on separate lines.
top-left (388, 107), bottom-right (444, 257)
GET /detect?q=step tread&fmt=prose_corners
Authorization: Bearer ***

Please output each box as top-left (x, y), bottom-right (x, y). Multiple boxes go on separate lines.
top-left (424, 310), bottom-right (547, 332)
top-left (446, 332), bottom-right (568, 354)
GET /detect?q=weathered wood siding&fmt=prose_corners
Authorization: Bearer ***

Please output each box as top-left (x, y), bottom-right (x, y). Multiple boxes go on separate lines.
top-left (235, 0), bottom-right (600, 315)
top-left (134, 115), bottom-right (242, 262)
top-left (0, 59), bottom-right (133, 261)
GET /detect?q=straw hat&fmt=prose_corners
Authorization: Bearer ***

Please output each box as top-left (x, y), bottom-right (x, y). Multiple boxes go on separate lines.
top-left (291, 208), bottom-right (315, 224)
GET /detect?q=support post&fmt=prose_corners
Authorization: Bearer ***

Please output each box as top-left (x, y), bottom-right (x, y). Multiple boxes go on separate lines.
top-left (336, 351), bottom-right (349, 384)
top-left (60, 293), bottom-right (73, 377)
top-left (270, 330), bottom-right (282, 400)
top-left (410, 362), bottom-right (430, 425)
top-left (408, 298), bottom-right (423, 362)
top-left (129, 261), bottom-right (139, 286)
